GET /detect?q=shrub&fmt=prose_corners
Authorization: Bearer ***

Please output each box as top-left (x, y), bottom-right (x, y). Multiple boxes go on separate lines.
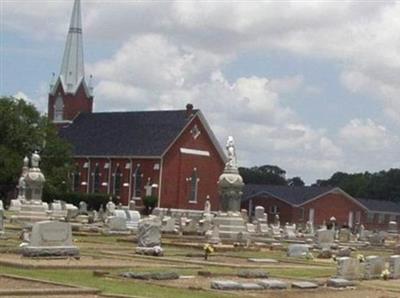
top-left (43, 187), bottom-right (118, 210)
top-left (143, 195), bottom-right (158, 215)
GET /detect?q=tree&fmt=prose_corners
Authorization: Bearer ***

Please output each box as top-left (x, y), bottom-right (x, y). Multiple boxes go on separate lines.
top-left (239, 165), bottom-right (287, 185)
top-left (315, 169), bottom-right (400, 202)
top-left (287, 176), bottom-right (305, 186)
top-left (0, 96), bottom-right (72, 202)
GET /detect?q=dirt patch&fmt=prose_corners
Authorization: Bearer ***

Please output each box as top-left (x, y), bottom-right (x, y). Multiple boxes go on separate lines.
top-left (0, 276), bottom-right (65, 289)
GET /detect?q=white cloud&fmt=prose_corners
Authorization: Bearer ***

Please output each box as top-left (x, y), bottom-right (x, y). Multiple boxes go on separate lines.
top-left (6, 1), bottom-right (400, 182)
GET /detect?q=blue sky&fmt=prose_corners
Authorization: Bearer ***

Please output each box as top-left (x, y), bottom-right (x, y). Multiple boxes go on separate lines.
top-left (2, 1), bottom-right (400, 184)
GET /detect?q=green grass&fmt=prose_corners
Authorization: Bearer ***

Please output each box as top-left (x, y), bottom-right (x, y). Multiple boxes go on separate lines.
top-left (0, 267), bottom-right (236, 298)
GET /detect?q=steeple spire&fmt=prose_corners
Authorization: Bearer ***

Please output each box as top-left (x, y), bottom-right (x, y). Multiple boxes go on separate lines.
top-left (59, 0), bottom-right (85, 94)
top-left (48, 0), bottom-right (93, 124)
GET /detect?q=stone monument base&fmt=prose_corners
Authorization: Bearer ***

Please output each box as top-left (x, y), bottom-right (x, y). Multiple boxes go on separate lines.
top-left (11, 202), bottom-right (50, 227)
top-left (135, 246), bottom-right (164, 256)
top-left (213, 212), bottom-right (248, 241)
top-left (21, 245), bottom-right (80, 258)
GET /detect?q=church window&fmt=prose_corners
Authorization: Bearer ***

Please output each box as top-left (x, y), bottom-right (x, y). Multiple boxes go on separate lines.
top-left (72, 165), bottom-right (80, 192)
top-left (133, 164), bottom-right (143, 197)
top-left (92, 164), bottom-right (100, 193)
top-left (187, 168), bottom-right (199, 203)
top-left (113, 166), bottom-right (122, 196)
top-left (269, 205), bottom-right (280, 214)
top-left (54, 96), bottom-right (64, 121)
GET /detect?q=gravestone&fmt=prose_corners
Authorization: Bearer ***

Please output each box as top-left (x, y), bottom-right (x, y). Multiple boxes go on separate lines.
top-left (257, 279), bottom-right (288, 289)
top-left (211, 280), bottom-right (243, 290)
top-left (287, 244), bottom-right (309, 257)
top-left (256, 221), bottom-right (270, 235)
top-left (125, 210), bottom-right (140, 230)
top-left (389, 255), bottom-right (400, 279)
top-left (105, 216), bottom-right (128, 233)
top-left (368, 233), bottom-right (385, 246)
top-left (326, 278), bottom-right (356, 288)
top-left (291, 281), bottom-right (318, 289)
top-left (182, 218), bottom-right (198, 234)
top-left (9, 199), bottom-right (22, 211)
top-left (388, 221), bottom-right (398, 234)
top-left (363, 256), bottom-right (385, 280)
top-left (136, 216), bottom-right (163, 256)
top-left (161, 216), bottom-right (176, 233)
top-left (316, 228), bottom-right (334, 247)
top-left (254, 206), bottom-right (267, 223)
top-left (198, 218), bottom-right (212, 234)
top-left (128, 200), bottom-right (136, 210)
top-left (208, 225), bottom-right (221, 245)
top-left (246, 223), bottom-right (256, 233)
top-left (337, 257), bottom-right (360, 280)
top-left (283, 223), bottom-right (296, 240)
top-left (339, 228), bottom-right (351, 242)
top-left (79, 201), bottom-right (88, 214)
top-left (106, 199), bottom-right (116, 216)
top-left (271, 224), bottom-right (281, 238)
top-left (20, 221), bottom-right (79, 257)
top-left (305, 221), bottom-right (314, 235)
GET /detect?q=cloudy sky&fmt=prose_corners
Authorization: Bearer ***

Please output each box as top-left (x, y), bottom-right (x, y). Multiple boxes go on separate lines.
top-left (2, 0), bottom-right (400, 184)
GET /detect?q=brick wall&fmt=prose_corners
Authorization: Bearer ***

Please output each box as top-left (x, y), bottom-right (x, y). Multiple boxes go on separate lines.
top-left (48, 83), bottom-right (93, 122)
top-left (161, 115), bottom-right (224, 211)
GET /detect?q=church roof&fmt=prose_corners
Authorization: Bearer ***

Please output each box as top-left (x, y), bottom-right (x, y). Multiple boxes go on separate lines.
top-left (242, 184), bottom-right (336, 206)
top-left (59, 109), bottom-right (198, 157)
top-left (355, 198), bottom-right (400, 214)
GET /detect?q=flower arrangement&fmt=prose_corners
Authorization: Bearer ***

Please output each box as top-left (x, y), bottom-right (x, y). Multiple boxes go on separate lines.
top-left (357, 254), bottom-right (365, 263)
top-left (204, 243), bottom-right (214, 260)
top-left (381, 269), bottom-right (390, 280)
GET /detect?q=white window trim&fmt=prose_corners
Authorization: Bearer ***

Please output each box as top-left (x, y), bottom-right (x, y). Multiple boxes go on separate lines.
top-left (180, 148), bottom-right (210, 157)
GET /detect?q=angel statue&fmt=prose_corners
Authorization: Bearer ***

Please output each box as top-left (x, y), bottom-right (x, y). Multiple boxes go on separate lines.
top-left (225, 136), bottom-right (237, 170)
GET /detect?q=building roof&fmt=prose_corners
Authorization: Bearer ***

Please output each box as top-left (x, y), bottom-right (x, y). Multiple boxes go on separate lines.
top-left (59, 109), bottom-right (197, 157)
top-left (242, 184), bottom-right (336, 206)
top-left (355, 198), bottom-right (400, 214)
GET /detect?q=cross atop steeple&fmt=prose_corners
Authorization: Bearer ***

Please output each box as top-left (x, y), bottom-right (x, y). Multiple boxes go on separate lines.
top-left (59, 0), bottom-right (85, 94)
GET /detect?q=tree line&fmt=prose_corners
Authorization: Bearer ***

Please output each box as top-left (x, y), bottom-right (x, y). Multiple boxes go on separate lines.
top-left (1, 96), bottom-right (399, 204)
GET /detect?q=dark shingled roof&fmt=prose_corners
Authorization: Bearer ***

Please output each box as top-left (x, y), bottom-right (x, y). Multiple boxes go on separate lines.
top-left (355, 198), bottom-right (400, 213)
top-left (242, 184), bottom-right (336, 206)
top-left (59, 110), bottom-right (196, 156)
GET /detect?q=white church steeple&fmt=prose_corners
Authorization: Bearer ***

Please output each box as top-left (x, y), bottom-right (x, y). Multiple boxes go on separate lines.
top-left (48, 0), bottom-right (93, 124)
top-left (59, 0), bottom-right (85, 94)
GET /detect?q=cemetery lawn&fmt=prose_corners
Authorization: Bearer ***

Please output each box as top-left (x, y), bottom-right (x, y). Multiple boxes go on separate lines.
top-left (0, 267), bottom-right (233, 298)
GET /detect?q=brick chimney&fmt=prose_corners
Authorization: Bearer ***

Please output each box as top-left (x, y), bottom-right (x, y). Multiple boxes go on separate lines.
top-left (186, 103), bottom-right (194, 118)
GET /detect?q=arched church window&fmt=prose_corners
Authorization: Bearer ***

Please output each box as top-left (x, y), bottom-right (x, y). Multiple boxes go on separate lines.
top-left (133, 164), bottom-right (143, 197)
top-left (54, 96), bottom-right (64, 121)
top-left (72, 165), bottom-right (80, 192)
top-left (187, 168), bottom-right (199, 203)
top-left (113, 166), bottom-right (122, 196)
top-left (92, 164), bottom-right (100, 193)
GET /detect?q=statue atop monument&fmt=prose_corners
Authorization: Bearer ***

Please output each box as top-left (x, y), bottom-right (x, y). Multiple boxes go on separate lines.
top-left (225, 136), bottom-right (237, 171)
top-left (31, 151), bottom-right (41, 169)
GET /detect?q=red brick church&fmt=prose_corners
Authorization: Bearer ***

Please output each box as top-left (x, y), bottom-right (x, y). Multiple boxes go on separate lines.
top-left (48, 0), bottom-right (225, 209)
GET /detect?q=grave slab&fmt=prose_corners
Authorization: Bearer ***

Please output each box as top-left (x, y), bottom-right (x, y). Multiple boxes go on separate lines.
top-left (257, 279), bottom-right (288, 289)
top-left (327, 278), bottom-right (356, 288)
top-left (241, 283), bottom-right (264, 290)
top-left (291, 281), bottom-right (318, 289)
top-left (211, 280), bottom-right (243, 290)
